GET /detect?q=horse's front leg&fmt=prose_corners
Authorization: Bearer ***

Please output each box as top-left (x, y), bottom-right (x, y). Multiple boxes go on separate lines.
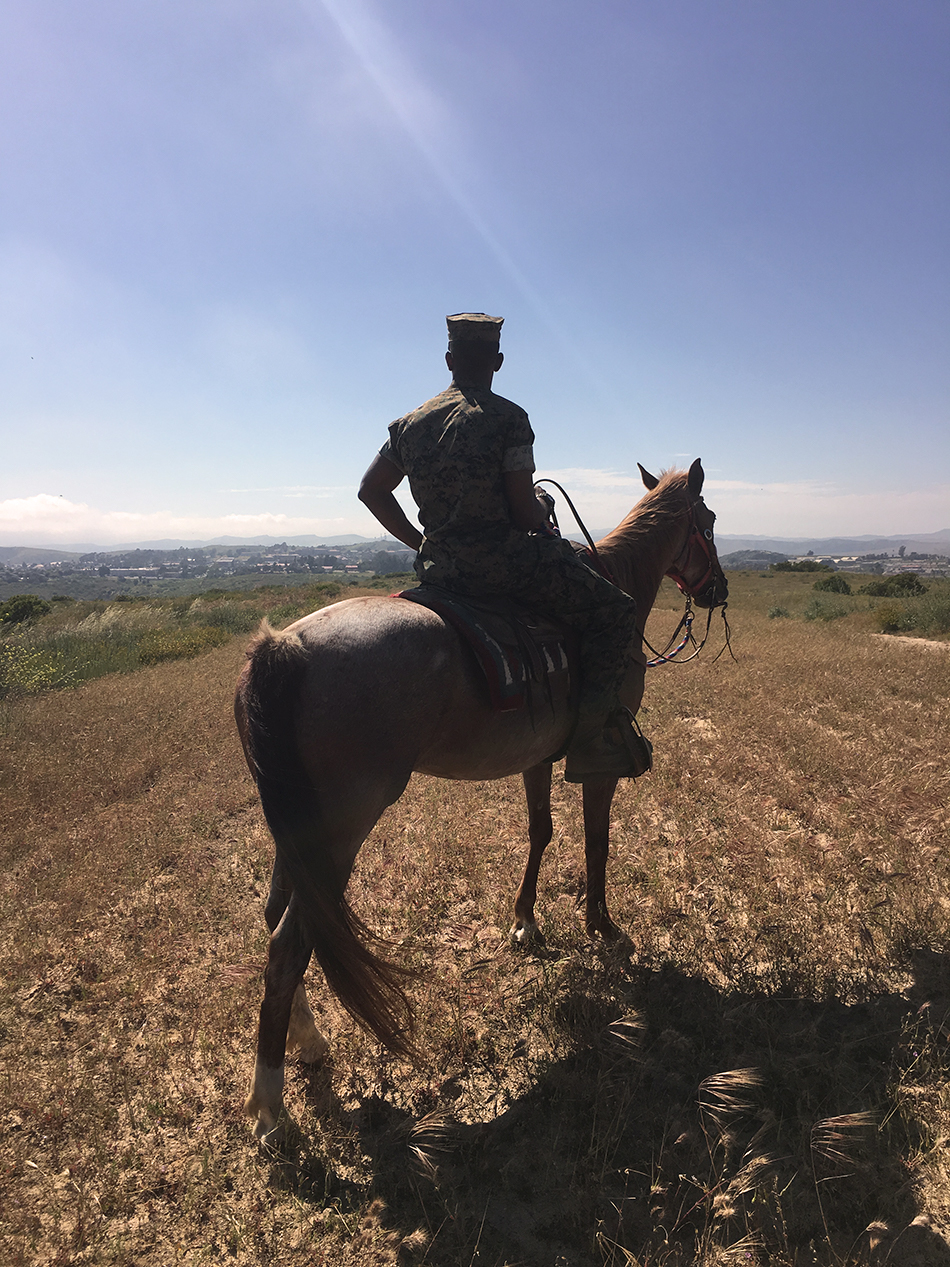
top-left (582, 776), bottom-right (623, 940)
top-left (264, 858), bottom-right (328, 1065)
top-left (511, 762), bottom-right (554, 945)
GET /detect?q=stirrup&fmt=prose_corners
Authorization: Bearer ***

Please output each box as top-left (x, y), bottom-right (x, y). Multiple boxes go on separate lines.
top-left (617, 708), bottom-right (653, 777)
top-left (564, 709), bottom-right (653, 783)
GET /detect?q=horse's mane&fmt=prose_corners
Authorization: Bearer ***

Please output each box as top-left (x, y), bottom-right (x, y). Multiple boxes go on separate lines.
top-left (597, 468), bottom-right (689, 555)
top-left (592, 469), bottom-right (689, 605)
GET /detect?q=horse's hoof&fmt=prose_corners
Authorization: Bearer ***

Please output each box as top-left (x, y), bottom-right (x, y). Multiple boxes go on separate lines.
top-left (586, 919), bottom-right (628, 945)
top-left (248, 1101), bottom-right (299, 1150)
top-left (293, 1031), bottom-right (329, 1065)
top-left (510, 920), bottom-right (543, 948)
top-left (257, 1116), bottom-right (293, 1150)
top-left (246, 1099), bottom-right (279, 1142)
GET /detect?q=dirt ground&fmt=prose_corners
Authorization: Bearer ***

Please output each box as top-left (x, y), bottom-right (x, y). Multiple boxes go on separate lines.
top-left (3, 576), bottom-right (950, 1265)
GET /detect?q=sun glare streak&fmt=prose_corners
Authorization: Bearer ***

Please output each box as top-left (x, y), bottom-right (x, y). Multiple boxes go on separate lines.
top-left (310, 0), bottom-right (593, 373)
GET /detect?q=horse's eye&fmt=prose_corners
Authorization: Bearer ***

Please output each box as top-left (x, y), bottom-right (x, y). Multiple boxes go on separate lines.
top-left (704, 529), bottom-right (713, 540)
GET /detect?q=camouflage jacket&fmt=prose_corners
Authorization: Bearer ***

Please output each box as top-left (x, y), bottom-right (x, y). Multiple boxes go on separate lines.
top-left (380, 385), bottom-right (535, 546)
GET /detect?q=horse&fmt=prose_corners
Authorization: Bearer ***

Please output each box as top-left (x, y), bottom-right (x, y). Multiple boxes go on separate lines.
top-left (236, 458), bottom-right (727, 1140)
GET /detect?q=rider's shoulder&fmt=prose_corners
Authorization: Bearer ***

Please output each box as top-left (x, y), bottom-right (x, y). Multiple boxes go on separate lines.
top-left (394, 387), bottom-right (458, 427)
top-left (479, 389), bottom-right (529, 421)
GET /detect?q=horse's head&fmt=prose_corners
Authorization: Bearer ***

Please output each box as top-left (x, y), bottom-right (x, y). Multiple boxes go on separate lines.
top-left (638, 459), bottom-right (729, 609)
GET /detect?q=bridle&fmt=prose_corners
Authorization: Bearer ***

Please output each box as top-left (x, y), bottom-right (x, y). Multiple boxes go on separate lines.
top-left (534, 477), bottom-right (734, 667)
top-left (665, 496), bottom-right (721, 604)
top-left (644, 492), bottom-right (732, 667)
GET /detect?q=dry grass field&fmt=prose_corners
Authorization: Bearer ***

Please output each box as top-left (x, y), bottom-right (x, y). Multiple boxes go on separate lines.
top-left (2, 573), bottom-right (949, 1266)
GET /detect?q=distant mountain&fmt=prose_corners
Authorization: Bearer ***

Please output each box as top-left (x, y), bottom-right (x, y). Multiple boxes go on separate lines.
top-left (713, 530), bottom-right (950, 556)
top-left (4, 529), bottom-right (949, 557)
top-left (577, 529), bottom-right (950, 556)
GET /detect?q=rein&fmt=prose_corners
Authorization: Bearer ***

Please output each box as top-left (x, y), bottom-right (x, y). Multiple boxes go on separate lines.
top-left (642, 597), bottom-right (734, 668)
top-left (534, 478), bottom-right (617, 584)
top-left (535, 478), bottom-right (734, 668)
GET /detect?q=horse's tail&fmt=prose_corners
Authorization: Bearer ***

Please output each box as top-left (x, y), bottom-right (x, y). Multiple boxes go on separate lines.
top-left (238, 621), bottom-right (415, 1057)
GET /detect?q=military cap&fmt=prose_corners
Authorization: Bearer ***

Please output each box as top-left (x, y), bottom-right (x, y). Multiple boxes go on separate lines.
top-left (446, 312), bottom-right (504, 344)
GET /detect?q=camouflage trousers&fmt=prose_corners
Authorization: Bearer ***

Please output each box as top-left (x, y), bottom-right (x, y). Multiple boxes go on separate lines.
top-left (416, 531), bottom-right (641, 712)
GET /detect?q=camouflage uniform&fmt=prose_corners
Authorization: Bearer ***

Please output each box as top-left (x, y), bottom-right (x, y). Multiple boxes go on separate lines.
top-left (381, 384), bottom-right (641, 711)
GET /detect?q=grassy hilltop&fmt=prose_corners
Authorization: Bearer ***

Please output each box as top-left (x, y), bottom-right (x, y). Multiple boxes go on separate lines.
top-left (1, 572), bottom-right (949, 1265)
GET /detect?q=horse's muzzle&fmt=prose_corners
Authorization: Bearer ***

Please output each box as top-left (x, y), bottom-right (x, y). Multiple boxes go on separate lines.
top-left (695, 572), bottom-right (729, 609)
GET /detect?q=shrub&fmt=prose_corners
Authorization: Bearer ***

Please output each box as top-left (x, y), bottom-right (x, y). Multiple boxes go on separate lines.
top-left (136, 625), bottom-right (230, 665)
top-left (183, 600), bottom-right (259, 634)
top-left (813, 574), bottom-right (852, 595)
top-left (0, 594), bottom-right (52, 624)
top-left (915, 587), bottom-right (950, 635)
top-left (873, 602), bottom-right (915, 634)
top-left (859, 574), bottom-right (928, 597)
top-left (266, 602), bottom-right (307, 627)
top-left (803, 597), bottom-right (850, 622)
top-left (768, 606), bottom-right (790, 619)
top-left (771, 559), bottom-right (833, 573)
top-left (0, 643), bottom-right (73, 696)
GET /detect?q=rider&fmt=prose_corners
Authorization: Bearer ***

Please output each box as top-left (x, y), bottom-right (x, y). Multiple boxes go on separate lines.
top-left (358, 312), bottom-right (649, 781)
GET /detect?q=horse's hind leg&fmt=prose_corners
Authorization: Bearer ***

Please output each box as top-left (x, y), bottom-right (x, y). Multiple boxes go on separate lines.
top-left (264, 856), bottom-right (328, 1065)
top-left (245, 892), bottom-right (313, 1142)
top-left (511, 762), bottom-right (554, 945)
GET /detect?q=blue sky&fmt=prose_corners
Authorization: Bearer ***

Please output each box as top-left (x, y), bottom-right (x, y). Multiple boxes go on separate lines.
top-left (1, 0), bottom-right (948, 545)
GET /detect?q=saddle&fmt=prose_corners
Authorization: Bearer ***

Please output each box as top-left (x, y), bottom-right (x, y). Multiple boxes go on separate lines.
top-left (395, 584), bottom-right (576, 713)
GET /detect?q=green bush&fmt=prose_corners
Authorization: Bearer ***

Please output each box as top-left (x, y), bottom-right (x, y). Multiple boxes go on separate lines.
top-left (0, 579), bottom-right (351, 698)
top-left (768, 606), bottom-right (790, 619)
top-left (137, 624), bottom-right (230, 665)
top-left (182, 600), bottom-right (259, 634)
top-left (803, 597), bottom-right (850, 622)
top-left (0, 594), bottom-right (52, 624)
top-left (0, 643), bottom-right (73, 696)
top-left (771, 559), bottom-right (833, 573)
top-left (915, 587), bottom-right (950, 635)
top-left (869, 583), bottom-right (950, 637)
top-left (266, 602), bottom-right (307, 627)
top-left (873, 602), bottom-right (915, 634)
top-left (859, 574), bottom-right (928, 597)
top-left (813, 574), bottom-right (852, 595)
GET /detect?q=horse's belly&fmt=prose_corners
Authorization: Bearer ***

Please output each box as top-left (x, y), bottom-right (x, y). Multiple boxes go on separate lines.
top-left (415, 687), bottom-right (570, 780)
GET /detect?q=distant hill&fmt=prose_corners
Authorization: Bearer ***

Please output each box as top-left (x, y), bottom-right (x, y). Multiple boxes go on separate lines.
top-left (0, 545), bottom-right (83, 565)
top-left (719, 549), bottom-right (790, 569)
top-left (104, 534), bottom-right (381, 548)
top-left (713, 530), bottom-right (950, 556)
top-left (1, 534), bottom-right (393, 553)
top-left (4, 529), bottom-right (949, 556)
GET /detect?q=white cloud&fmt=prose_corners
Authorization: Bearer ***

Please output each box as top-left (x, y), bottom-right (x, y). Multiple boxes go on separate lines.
top-left (0, 494), bottom-right (379, 545)
top-left (2, 475), bottom-right (948, 548)
top-left (538, 469), bottom-right (950, 537)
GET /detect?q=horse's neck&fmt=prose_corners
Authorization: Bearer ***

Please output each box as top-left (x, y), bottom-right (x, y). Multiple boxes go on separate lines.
top-left (595, 494), bottom-right (688, 618)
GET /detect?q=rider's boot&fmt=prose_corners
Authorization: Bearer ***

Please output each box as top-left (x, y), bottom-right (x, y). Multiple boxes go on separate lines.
top-left (563, 707), bottom-right (653, 783)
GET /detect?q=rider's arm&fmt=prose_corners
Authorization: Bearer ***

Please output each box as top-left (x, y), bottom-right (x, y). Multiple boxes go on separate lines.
top-left (358, 454), bottom-right (424, 552)
top-left (504, 469), bottom-right (549, 533)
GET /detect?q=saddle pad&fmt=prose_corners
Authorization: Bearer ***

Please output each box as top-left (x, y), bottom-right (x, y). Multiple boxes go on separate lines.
top-left (395, 585), bottom-right (571, 712)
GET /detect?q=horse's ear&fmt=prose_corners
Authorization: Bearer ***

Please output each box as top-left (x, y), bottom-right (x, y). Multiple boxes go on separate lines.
top-left (687, 458), bottom-right (704, 496)
top-left (638, 462), bottom-right (660, 491)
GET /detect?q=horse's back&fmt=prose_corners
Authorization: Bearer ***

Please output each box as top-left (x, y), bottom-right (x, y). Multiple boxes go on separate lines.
top-left (284, 595), bottom-right (570, 780)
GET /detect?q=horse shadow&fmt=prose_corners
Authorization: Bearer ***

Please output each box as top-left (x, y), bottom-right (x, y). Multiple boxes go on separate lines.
top-left (268, 949), bottom-right (950, 1266)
